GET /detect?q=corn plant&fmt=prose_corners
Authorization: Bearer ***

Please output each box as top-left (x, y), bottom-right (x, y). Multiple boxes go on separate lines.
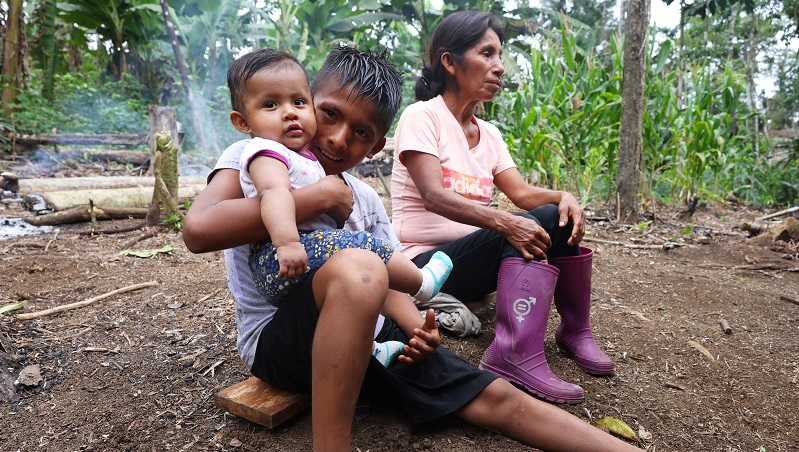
top-left (488, 19), bottom-right (622, 204)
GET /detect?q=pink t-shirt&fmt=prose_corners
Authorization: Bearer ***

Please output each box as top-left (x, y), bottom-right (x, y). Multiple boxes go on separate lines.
top-left (391, 95), bottom-right (516, 258)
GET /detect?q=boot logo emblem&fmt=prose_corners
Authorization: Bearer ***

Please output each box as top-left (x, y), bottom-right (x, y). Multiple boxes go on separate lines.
top-left (513, 297), bottom-right (537, 322)
top-left (519, 278), bottom-right (531, 291)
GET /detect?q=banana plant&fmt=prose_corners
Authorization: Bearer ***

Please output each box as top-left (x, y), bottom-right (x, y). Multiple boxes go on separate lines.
top-left (244, 0), bottom-right (403, 73)
top-left (58, 0), bottom-right (163, 79)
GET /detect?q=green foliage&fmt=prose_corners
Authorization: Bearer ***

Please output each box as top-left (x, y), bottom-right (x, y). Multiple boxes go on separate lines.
top-left (484, 17), bottom-right (789, 207)
top-left (0, 118), bottom-right (14, 152)
top-left (6, 0), bottom-right (797, 208)
top-left (10, 69), bottom-right (149, 136)
top-left (486, 18), bottom-right (623, 204)
top-left (163, 200), bottom-right (191, 231)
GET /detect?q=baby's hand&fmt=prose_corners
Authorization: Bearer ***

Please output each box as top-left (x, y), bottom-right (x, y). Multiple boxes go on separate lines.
top-left (398, 309), bottom-right (440, 364)
top-left (276, 242), bottom-right (308, 279)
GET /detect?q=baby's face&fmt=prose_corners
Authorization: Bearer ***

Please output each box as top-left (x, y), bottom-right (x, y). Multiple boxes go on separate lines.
top-left (239, 64), bottom-right (317, 152)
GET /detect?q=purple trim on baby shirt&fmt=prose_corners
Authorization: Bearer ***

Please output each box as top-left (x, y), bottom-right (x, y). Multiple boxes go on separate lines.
top-left (298, 149), bottom-right (318, 161)
top-left (252, 149), bottom-right (289, 168)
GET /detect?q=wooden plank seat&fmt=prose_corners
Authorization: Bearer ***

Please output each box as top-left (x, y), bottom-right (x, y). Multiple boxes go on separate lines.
top-left (214, 377), bottom-right (310, 429)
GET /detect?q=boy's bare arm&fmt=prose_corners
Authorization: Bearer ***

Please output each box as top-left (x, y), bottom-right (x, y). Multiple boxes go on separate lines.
top-left (183, 170), bottom-right (353, 254)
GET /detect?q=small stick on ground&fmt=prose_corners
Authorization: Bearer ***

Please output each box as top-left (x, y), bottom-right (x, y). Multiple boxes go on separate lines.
top-left (756, 206), bottom-right (799, 221)
top-left (687, 340), bottom-right (716, 363)
top-left (45, 230), bottom-right (59, 252)
top-left (120, 229), bottom-right (156, 250)
top-left (583, 237), bottom-right (686, 250)
top-left (664, 382), bottom-right (686, 391)
top-left (719, 318), bottom-right (732, 334)
top-left (202, 359), bottom-right (225, 377)
top-left (16, 281), bottom-right (159, 320)
top-left (78, 222), bottom-right (147, 237)
top-left (698, 263), bottom-right (799, 272)
top-left (89, 199), bottom-right (99, 233)
top-left (780, 295), bottom-right (799, 306)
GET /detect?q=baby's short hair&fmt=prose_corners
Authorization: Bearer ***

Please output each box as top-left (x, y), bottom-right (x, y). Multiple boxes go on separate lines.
top-left (227, 48), bottom-right (308, 114)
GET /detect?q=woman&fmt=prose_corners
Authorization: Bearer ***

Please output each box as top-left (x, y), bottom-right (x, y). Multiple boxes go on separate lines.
top-left (392, 10), bottom-right (614, 404)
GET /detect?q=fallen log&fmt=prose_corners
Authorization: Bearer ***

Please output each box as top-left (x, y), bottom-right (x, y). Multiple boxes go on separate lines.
top-left (59, 149), bottom-right (150, 166)
top-left (24, 184), bottom-right (205, 212)
top-left (11, 133), bottom-right (149, 147)
top-left (18, 176), bottom-right (206, 195)
top-left (24, 205), bottom-right (149, 226)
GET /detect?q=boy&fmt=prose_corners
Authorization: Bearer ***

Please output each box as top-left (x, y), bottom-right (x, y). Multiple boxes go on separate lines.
top-left (225, 48), bottom-right (452, 366)
top-left (183, 47), bottom-right (641, 451)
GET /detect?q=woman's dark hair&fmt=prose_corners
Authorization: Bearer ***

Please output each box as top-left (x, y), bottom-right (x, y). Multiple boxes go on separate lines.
top-left (415, 10), bottom-right (505, 102)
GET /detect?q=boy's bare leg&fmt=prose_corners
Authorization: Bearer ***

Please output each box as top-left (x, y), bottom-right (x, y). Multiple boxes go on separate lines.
top-left (311, 249), bottom-right (388, 451)
top-left (455, 379), bottom-right (643, 452)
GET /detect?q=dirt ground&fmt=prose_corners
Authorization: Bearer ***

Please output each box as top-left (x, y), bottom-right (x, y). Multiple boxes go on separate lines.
top-left (1, 153), bottom-right (798, 451)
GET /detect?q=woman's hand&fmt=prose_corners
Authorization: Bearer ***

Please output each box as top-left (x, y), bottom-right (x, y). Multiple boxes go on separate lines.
top-left (557, 192), bottom-right (585, 246)
top-left (502, 213), bottom-right (552, 261)
top-left (397, 309), bottom-right (440, 364)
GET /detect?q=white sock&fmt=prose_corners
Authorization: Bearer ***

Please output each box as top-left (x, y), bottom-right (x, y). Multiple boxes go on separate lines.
top-left (372, 340), bottom-right (404, 367)
top-left (413, 251), bottom-right (453, 302)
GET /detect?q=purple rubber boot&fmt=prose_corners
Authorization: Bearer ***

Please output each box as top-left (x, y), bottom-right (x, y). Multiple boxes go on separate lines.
top-left (550, 247), bottom-right (616, 376)
top-left (479, 258), bottom-right (584, 404)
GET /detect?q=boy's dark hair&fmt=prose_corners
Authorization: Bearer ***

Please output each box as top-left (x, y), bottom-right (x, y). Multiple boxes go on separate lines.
top-left (311, 46), bottom-right (402, 133)
top-left (416, 10), bottom-right (505, 101)
top-left (227, 48), bottom-right (308, 114)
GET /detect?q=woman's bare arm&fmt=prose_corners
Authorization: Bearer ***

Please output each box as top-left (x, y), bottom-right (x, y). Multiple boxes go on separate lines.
top-left (402, 151), bottom-right (551, 260)
top-left (494, 168), bottom-right (585, 246)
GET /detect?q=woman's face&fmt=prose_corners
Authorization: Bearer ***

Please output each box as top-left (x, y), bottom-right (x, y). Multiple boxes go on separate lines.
top-left (447, 28), bottom-right (504, 102)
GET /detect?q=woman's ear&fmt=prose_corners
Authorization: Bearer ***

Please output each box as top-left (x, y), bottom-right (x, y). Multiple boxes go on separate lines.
top-left (441, 52), bottom-right (457, 76)
top-left (230, 111), bottom-right (251, 135)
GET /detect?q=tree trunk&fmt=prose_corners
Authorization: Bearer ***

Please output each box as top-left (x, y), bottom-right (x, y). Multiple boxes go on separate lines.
top-left (617, 0), bottom-right (650, 224)
top-left (1, 0), bottom-right (24, 116)
top-left (159, 0), bottom-right (209, 154)
top-left (619, 0), bottom-right (627, 36)
top-left (745, 17), bottom-right (759, 154)
top-left (676, 1), bottom-right (685, 106)
top-left (727, 3), bottom-right (738, 62)
top-left (147, 105), bottom-right (179, 176)
top-left (145, 132), bottom-right (183, 226)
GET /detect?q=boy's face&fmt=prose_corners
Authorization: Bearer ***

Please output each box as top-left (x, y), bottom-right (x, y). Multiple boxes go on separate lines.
top-left (307, 80), bottom-right (387, 175)
top-left (230, 64), bottom-right (317, 152)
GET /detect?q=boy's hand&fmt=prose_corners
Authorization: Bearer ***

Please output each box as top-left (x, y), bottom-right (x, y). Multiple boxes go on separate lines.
top-left (316, 175), bottom-right (353, 228)
top-left (398, 309), bottom-right (440, 364)
top-left (276, 242), bottom-right (308, 279)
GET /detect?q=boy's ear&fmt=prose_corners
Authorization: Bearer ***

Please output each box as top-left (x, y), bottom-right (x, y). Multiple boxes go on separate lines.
top-left (366, 136), bottom-right (387, 159)
top-left (230, 111), bottom-right (251, 135)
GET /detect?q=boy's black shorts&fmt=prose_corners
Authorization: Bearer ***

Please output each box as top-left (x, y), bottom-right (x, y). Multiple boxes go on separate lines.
top-left (250, 270), bottom-right (498, 425)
